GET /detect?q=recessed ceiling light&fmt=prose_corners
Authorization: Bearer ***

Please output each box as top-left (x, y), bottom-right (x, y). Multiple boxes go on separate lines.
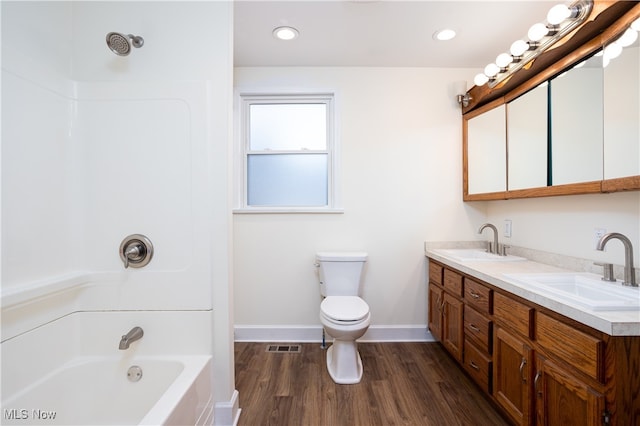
top-left (273, 26), bottom-right (299, 41)
top-left (433, 29), bottom-right (456, 41)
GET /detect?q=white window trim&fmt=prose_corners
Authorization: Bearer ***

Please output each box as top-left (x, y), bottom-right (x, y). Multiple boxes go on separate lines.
top-left (233, 91), bottom-right (343, 214)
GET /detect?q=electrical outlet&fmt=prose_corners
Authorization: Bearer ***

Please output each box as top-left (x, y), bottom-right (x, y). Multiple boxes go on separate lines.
top-left (594, 228), bottom-right (606, 249)
top-left (504, 219), bottom-right (512, 238)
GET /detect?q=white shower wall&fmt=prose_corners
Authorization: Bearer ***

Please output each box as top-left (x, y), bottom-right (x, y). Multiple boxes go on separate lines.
top-left (2, 1), bottom-right (236, 422)
top-left (2, 0), bottom-right (228, 312)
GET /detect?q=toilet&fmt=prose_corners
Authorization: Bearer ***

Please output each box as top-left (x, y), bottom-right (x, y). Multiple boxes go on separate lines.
top-left (316, 251), bottom-right (371, 384)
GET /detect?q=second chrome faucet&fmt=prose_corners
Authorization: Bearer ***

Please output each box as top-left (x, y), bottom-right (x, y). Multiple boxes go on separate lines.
top-left (478, 223), bottom-right (506, 256)
top-left (596, 232), bottom-right (637, 287)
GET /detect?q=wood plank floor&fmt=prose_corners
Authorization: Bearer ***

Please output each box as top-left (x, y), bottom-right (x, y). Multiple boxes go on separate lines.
top-left (234, 342), bottom-right (510, 426)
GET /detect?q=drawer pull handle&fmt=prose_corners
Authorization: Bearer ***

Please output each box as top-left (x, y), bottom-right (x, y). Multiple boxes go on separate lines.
top-left (534, 371), bottom-right (542, 397)
top-left (519, 358), bottom-right (527, 383)
top-left (469, 361), bottom-right (480, 370)
top-left (468, 324), bottom-right (481, 332)
top-left (469, 291), bottom-right (480, 299)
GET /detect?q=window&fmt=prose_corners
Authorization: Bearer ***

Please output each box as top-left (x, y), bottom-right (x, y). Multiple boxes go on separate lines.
top-left (236, 93), bottom-right (341, 213)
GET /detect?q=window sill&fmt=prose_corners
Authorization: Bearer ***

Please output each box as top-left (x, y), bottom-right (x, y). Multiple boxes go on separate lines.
top-left (233, 207), bottom-right (345, 214)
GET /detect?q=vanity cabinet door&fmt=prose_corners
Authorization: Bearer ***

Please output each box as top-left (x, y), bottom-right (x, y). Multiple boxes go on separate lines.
top-left (494, 326), bottom-right (534, 426)
top-left (442, 292), bottom-right (464, 363)
top-left (428, 282), bottom-right (444, 342)
top-left (534, 354), bottom-right (604, 426)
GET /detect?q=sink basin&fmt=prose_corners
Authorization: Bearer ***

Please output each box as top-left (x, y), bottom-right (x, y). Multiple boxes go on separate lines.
top-left (504, 273), bottom-right (640, 311)
top-left (434, 248), bottom-right (525, 262)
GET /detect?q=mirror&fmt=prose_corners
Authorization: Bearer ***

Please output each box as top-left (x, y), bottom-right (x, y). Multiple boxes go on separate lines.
top-left (549, 53), bottom-right (604, 185)
top-left (463, 3), bottom-right (640, 200)
top-left (507, 83), bottom-right (548, 190)
top-left (466, 105), bottom-right (506, 195)
top-left (603, 34), bottom-right (640, 180)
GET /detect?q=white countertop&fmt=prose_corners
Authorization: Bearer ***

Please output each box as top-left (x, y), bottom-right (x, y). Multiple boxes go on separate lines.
top-left (425, 247), bottom-right (640, 336)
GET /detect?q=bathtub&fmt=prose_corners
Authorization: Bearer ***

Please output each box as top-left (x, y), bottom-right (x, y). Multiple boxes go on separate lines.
top-left (1, 355), bottom-right (212, 425)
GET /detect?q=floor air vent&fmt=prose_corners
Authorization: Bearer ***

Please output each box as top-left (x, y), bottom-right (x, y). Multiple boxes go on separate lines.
top-left (266, 344), bottom-right (301, 353)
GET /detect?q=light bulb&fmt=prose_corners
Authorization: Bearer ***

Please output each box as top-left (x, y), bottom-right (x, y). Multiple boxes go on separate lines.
top-left (604, 43), bottom-right (623, 61)
top-left (528, 23), bottom-right (549, 42)
top-left (617, 28), bottom-right (638, 48)
top-left (632, 18), bottom-right (640, 32)
top-left (547, 4), bottom-right (571, 25)
top-left (484, 63), bottom-right (500, 77)
top-left (474, 73), bottom-right (489, 86)
top-left (496, 53), bottom-right (513, 68)
top-left (510, 40), bottom-right (529, 57)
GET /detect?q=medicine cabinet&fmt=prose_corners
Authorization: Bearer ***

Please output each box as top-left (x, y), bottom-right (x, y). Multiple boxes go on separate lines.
top-left (463, 2), bottom-right (640, 200)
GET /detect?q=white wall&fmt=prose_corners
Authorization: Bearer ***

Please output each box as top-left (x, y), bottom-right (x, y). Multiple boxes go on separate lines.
top-left (233, 67), bottom-right (640, 339)
top-left (233, 67), bottom-right (486, 337)
top-left (486, 192), bottom-right (640, 267)
top-left (2, 1), bottom-right (76, 284)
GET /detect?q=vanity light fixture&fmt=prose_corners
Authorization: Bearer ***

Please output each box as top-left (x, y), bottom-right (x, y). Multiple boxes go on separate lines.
top-left (273, 26), bottom-right (299, 41)
top-left (603, 17), bottom-right (640, 67)
top-left (472, 0), bottom-right (593, 89)
top-left (454, 80), bottom-right (472, 108)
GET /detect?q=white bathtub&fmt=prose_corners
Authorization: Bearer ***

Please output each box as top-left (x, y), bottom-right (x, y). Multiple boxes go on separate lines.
top-left (2, 355), bottom-right (212, 425)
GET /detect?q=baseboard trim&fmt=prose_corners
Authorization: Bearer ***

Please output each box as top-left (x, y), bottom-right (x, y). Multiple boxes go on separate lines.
top-left (234, 325), bottom-right (435, 343)
top-left (214, 389), bottom-right (241, 426)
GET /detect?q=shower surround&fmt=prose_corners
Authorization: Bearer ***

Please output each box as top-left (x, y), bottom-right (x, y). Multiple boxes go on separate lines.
top-left (1, 2), bottom-right (237, 425)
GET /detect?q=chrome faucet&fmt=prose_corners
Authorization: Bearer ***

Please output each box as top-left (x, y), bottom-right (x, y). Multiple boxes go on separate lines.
top-left (478, 223), bottom-right (500, 255)
top-left (119, 326), bottom-right (144, 350)
top-left (596, 232), bottom-right (637, 287)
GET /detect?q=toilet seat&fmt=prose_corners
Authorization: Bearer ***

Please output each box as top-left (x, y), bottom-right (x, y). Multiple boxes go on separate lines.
top-left (321, 296), bottom-right (369, 323)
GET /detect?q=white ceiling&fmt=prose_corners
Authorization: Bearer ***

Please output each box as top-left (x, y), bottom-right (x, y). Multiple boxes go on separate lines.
top-left (234, 0), bottom-right (558, 68)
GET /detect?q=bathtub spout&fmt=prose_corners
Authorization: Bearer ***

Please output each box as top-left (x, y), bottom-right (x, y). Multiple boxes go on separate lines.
top-left (119, 326), bottom-right (144, 350)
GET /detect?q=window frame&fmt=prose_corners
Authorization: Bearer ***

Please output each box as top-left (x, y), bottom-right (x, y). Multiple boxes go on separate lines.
top-left (234, 92), bottom-right (343, 213)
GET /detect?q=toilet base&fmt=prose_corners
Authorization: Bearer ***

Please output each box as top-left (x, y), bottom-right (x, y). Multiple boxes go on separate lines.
top-left (326, 340), bottom-right (363, 384)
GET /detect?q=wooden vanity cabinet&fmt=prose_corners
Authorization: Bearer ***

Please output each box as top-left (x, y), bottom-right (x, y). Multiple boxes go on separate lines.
top-left (428, 262), bottom-right (464, 362)
top-left (442, 292), bottom-right (464, 362)
top-left (427, 262), bottom-right (444, 341)
top-left (534, 354), bottom-right (604, 426)
top-left (428, 282), bottom-right (443, 342)
top-left (493, 292), bottom-right (535, 425)
top-left (494, 326), bottom-right (534, 426)
top-left (426, 258), bottom-right (639, 426)
top-left (463, 278), bottom-right (494, 393)
top-left (428, 261), bottom-right (494, 390)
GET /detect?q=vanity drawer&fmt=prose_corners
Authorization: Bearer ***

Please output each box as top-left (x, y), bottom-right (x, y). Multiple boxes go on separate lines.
top-left (464, 278), bottom-right (492, 314)
top-left (443, 269), bottom-right (463, 297)
top-left (536, 312), bottom-right (604, 382)
top-left (429, 262), bottom-right (443, 286)
top-left (463, 339), bottom-right (492, 393)
top-left (464, 305), bottom-right (492, 354)
top-left (493, 292), bottom-right (534, 339)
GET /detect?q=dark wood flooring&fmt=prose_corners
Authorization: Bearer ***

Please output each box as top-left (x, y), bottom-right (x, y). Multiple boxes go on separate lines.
top-left (234, 342), bottom-right (510, 426)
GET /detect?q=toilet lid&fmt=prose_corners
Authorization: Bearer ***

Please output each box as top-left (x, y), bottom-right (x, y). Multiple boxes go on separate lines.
top-left (321, 296), bottom-right (369, 321)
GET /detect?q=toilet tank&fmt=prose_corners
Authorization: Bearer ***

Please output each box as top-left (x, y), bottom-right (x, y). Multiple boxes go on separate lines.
top-left (316, 252), bottom-right (368, 297)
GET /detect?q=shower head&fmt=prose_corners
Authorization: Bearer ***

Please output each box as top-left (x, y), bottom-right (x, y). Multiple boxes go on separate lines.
top-left (106, 32), bottom-right (144, 56)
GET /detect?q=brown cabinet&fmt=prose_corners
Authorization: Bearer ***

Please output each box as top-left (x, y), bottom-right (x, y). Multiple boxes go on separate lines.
top-left (494, 326), bottom-right (534, 426)
top-left (428, 261), bottom-right (464, 362)
top-left (426, 257), bottom-right (640, 426)
top-left (442, 292), bottom-right (464, 362)
top-left (428, 282), bottom-right (443, 342)
top-left (534, 354), bottom-right (604, 426)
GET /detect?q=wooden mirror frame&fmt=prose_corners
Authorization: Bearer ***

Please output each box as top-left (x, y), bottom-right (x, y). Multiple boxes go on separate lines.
top-left (463, 1), bottom-right (640, 201)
